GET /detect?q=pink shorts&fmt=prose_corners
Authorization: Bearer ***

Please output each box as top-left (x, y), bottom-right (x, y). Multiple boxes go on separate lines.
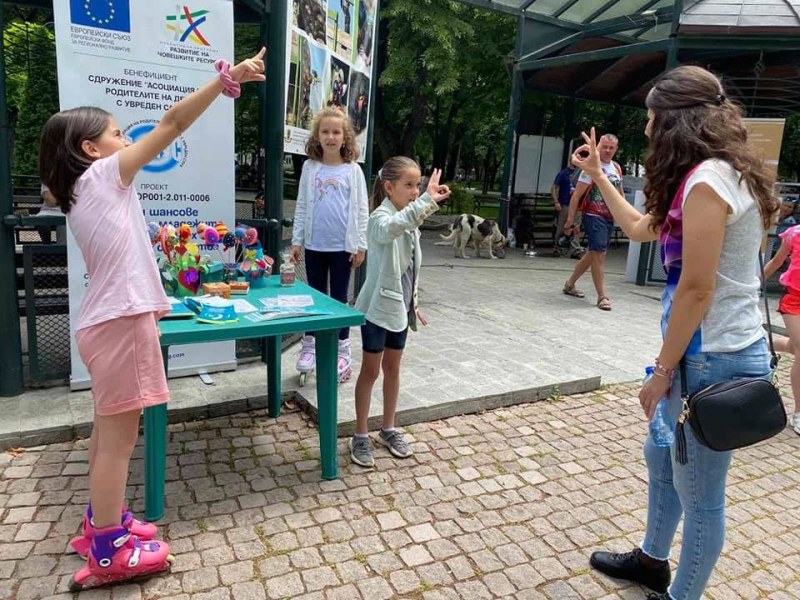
top-left (76, 312), bottom-right (169, 417)
top-left (779, 288), bottom-right (800, 316)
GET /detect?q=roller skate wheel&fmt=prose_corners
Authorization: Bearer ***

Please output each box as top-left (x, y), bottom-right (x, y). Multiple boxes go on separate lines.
top-left (299, 372), bottom-right (308, 386)
top-left (166, 554), bottom-right (176, 564)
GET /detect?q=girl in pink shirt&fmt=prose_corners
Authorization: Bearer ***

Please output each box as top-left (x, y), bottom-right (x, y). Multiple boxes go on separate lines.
top-left (764, 223), bottom-right (800, 435)
top-left (39, 49), bottom-right (265, 591)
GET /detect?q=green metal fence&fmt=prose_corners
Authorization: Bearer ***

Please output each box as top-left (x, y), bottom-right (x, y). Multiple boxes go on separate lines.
top-left (21, 243), bottom-right (69, 384)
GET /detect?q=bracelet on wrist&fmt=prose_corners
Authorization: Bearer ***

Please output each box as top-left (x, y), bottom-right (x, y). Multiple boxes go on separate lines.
top-left (214, 60), bottom-right (241, 99)
top-left (653, 358), bottom-right (675, 379)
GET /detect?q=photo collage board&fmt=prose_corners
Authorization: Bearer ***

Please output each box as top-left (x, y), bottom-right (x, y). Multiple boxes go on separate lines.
top-left (284, 0), bottom-right (377, 160)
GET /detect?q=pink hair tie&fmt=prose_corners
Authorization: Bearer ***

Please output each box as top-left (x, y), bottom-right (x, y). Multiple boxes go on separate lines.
top-left (214, 59), bottom-right (241, 99)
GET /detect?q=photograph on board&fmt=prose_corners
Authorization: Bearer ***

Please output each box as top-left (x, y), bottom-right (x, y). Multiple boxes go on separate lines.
top-left (348, 71), bottom-right (369, 136)
top-left (327, 0), bottom-right (355, 61)
top-left (292, 0), bottom-right (326, 45)
top-left (355, 0), bottom-right (376, 71)
top-left (286, 31), bottom-right (313, 129)
top-left (327, 56), bottom-right (350, 110)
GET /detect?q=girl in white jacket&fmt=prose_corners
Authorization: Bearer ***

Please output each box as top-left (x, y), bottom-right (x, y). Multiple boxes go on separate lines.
top-left (290, 107), bottom-right (369, 382)
top-left (350, 158), bottom-right (451, 467)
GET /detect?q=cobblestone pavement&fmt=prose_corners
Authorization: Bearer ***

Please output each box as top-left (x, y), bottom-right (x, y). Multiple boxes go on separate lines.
top-left (2, 363), bottom-right (800, 600)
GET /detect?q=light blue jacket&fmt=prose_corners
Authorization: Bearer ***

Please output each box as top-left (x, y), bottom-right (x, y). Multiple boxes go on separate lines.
top-left (354, 194), bottom-right (439, 332)
top-left (291, 159), bottom-right (369, 253)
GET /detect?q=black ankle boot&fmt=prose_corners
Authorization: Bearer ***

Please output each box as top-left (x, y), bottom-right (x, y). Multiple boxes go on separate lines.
top-left (589, 547), bottom-right (670, 593)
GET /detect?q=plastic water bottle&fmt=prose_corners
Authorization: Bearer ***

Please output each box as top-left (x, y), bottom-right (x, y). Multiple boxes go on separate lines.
top-left (643, 366), bottom-right (675, 447)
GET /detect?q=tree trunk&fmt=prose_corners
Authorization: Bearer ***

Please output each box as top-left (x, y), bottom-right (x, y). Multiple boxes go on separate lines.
top-left (373, 13), bottom-right (398, 162)
top-left (400, 83), bottom-right (429, 156)
top-left (445, 135), bottom-right (461, 182)
top-left (482, 150), bottom-right (493, 194)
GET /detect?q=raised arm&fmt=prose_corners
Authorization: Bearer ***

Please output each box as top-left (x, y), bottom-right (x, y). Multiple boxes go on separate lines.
top-left (370, 169), bottom-right (451, 244)
top-left (572, 128), bottom-right (659, 242)
top-left (118, 48), bottom-right (265, 186)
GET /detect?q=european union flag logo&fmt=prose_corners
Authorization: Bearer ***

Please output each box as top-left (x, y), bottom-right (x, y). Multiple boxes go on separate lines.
top-left (70, 0), bottom-right (131, 33)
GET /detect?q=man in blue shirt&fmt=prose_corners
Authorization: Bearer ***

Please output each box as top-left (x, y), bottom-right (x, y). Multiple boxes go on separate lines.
top-left (552, 163), bottom-right (581, 257)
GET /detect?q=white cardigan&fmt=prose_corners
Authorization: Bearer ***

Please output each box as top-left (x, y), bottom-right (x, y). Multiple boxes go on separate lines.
top-left (354, 194), bottom-right (439, 332)
top-left (291, 159), bottom-right (369, 253)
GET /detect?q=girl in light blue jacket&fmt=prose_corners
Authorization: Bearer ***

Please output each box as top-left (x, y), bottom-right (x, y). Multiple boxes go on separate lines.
top-left (350, 157), bottom-right (451, 468)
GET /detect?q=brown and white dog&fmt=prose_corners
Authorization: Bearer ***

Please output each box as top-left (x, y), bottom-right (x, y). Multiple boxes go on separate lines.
top-left (435, 214), bottom-right (507, 259)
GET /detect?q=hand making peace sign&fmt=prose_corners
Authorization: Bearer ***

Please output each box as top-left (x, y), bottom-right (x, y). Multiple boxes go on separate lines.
top-left (426, 169), bottom-right (451, 204)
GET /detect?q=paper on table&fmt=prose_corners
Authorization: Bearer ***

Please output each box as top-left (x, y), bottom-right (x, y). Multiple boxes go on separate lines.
top-left (245, 308), bottom-right (332, 322)
top-left (259, 294), bottom-right (315, 310)
top-left (230, 299), bottom-right (258, 314)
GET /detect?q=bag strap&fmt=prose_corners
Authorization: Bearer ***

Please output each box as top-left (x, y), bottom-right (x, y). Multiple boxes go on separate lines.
top-left (758, 250), bottom-right (779, 370)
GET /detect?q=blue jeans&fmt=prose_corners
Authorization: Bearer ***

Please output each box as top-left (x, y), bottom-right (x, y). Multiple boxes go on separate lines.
top-left (641, 338), bottom-right (770, 599)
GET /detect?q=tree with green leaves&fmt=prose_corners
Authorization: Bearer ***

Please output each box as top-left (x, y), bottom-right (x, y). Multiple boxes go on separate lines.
top-left (779, 114), bottom-right (800, 182)
top-left (10, 22), bottom-right (58, 176)
top-left (374, 0), bottom-right (514, 187)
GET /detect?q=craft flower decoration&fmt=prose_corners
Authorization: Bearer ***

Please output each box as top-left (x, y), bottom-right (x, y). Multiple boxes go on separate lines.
top-left (149, 222), bottom-right (213, 296)
top-left (150, 221), bottom-right (275, 294)
top-left (237, 228), bottom-right (274, 287)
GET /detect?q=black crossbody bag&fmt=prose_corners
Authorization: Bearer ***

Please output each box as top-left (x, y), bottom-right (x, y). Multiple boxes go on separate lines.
top-left (674, 253), bottom-right (787, 464)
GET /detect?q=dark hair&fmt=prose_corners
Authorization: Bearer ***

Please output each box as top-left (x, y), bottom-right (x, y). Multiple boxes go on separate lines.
top-left (371, 156), bottom-right (420, 210)
top-left (644, 66), bottom-right (777, 231)
top-left (39, 107), bottom-right (111, 214)
top-left (305, 107), bottom-right (358, 162)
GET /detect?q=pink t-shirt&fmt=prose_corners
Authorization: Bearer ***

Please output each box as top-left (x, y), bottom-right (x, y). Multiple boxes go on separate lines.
top-left (68, 153), bottom-right (170, 330)
top-left (779, 224), bottom-right (800, 292)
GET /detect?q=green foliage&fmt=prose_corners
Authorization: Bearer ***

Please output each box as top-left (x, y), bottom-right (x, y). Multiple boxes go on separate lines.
top-left (375, 0), bottom-right (515, 188)
top-left (779, 114), bottom-right (800, 181)
top-left (3, 23), bottom-right (29, 116)
top-left (233, 23), bottom-right (261, 160)
top-left (11, 23), bottom-right (58, 176)
top-left (446, 183), bottom-right (473, 215)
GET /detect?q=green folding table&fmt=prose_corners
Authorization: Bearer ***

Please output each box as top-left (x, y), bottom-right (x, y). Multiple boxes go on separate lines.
top-left (145, 277), bottom-right (364, 521)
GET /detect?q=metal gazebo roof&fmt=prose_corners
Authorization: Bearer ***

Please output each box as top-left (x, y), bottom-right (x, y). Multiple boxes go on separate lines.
top-left (459, 0), bottom-right (800, 116)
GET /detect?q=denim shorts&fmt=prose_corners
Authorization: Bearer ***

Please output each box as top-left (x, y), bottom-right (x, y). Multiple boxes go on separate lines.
top-left (361, 320), bottom-right (408, 353)
top-left (584, 215), bottom-right (615, 252)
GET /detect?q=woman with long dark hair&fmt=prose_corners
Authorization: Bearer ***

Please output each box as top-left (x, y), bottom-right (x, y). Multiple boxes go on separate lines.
top-left (573, 66), bottom-right (778, 599)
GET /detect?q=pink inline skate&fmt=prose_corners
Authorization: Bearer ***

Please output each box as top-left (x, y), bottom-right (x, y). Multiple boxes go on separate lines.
top-left (338, 339), bottom-right (352, 383)
top-left (69, 505), bottom-right (158, 558)
top-left (68, 525), bottom-right (173, 591)
top-left (296, 335), bottom-right (315, 386)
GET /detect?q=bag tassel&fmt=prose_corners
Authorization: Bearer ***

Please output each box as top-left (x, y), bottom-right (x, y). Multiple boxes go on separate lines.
top-left (675, 421), bottom-right (688, 465)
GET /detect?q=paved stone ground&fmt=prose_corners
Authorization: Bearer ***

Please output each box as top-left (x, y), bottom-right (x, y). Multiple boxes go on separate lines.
top-left (2, 358), bottom-right (799, 600)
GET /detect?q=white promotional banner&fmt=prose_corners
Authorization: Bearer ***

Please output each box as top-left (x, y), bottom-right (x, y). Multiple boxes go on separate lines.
top-left (53, 0), bottom-right (237, 389)
top-left (284, 0), bottom-right (377, 159)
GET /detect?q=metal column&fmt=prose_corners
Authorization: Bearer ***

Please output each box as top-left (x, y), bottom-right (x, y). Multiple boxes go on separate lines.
top-left (498, 17), bottom-right (525, 235)
top-left (354, 0), bottom-right (382, 299)
top-left (635, 0), bottom-right (682, 285)
top-left (0, 2), bottom-right (25, 396)
top-left (262, 2), bottom-right (288, 410)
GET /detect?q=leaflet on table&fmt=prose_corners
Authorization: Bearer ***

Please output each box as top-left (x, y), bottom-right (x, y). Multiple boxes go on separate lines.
top-left (180, 295), bottom-right (259, 314)
top-left (164, 299), bottom-right (195, 319)
top-left (244, 308), bottom-right (331, 322)
top-left (259, 295), bottom-right (315, 310)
